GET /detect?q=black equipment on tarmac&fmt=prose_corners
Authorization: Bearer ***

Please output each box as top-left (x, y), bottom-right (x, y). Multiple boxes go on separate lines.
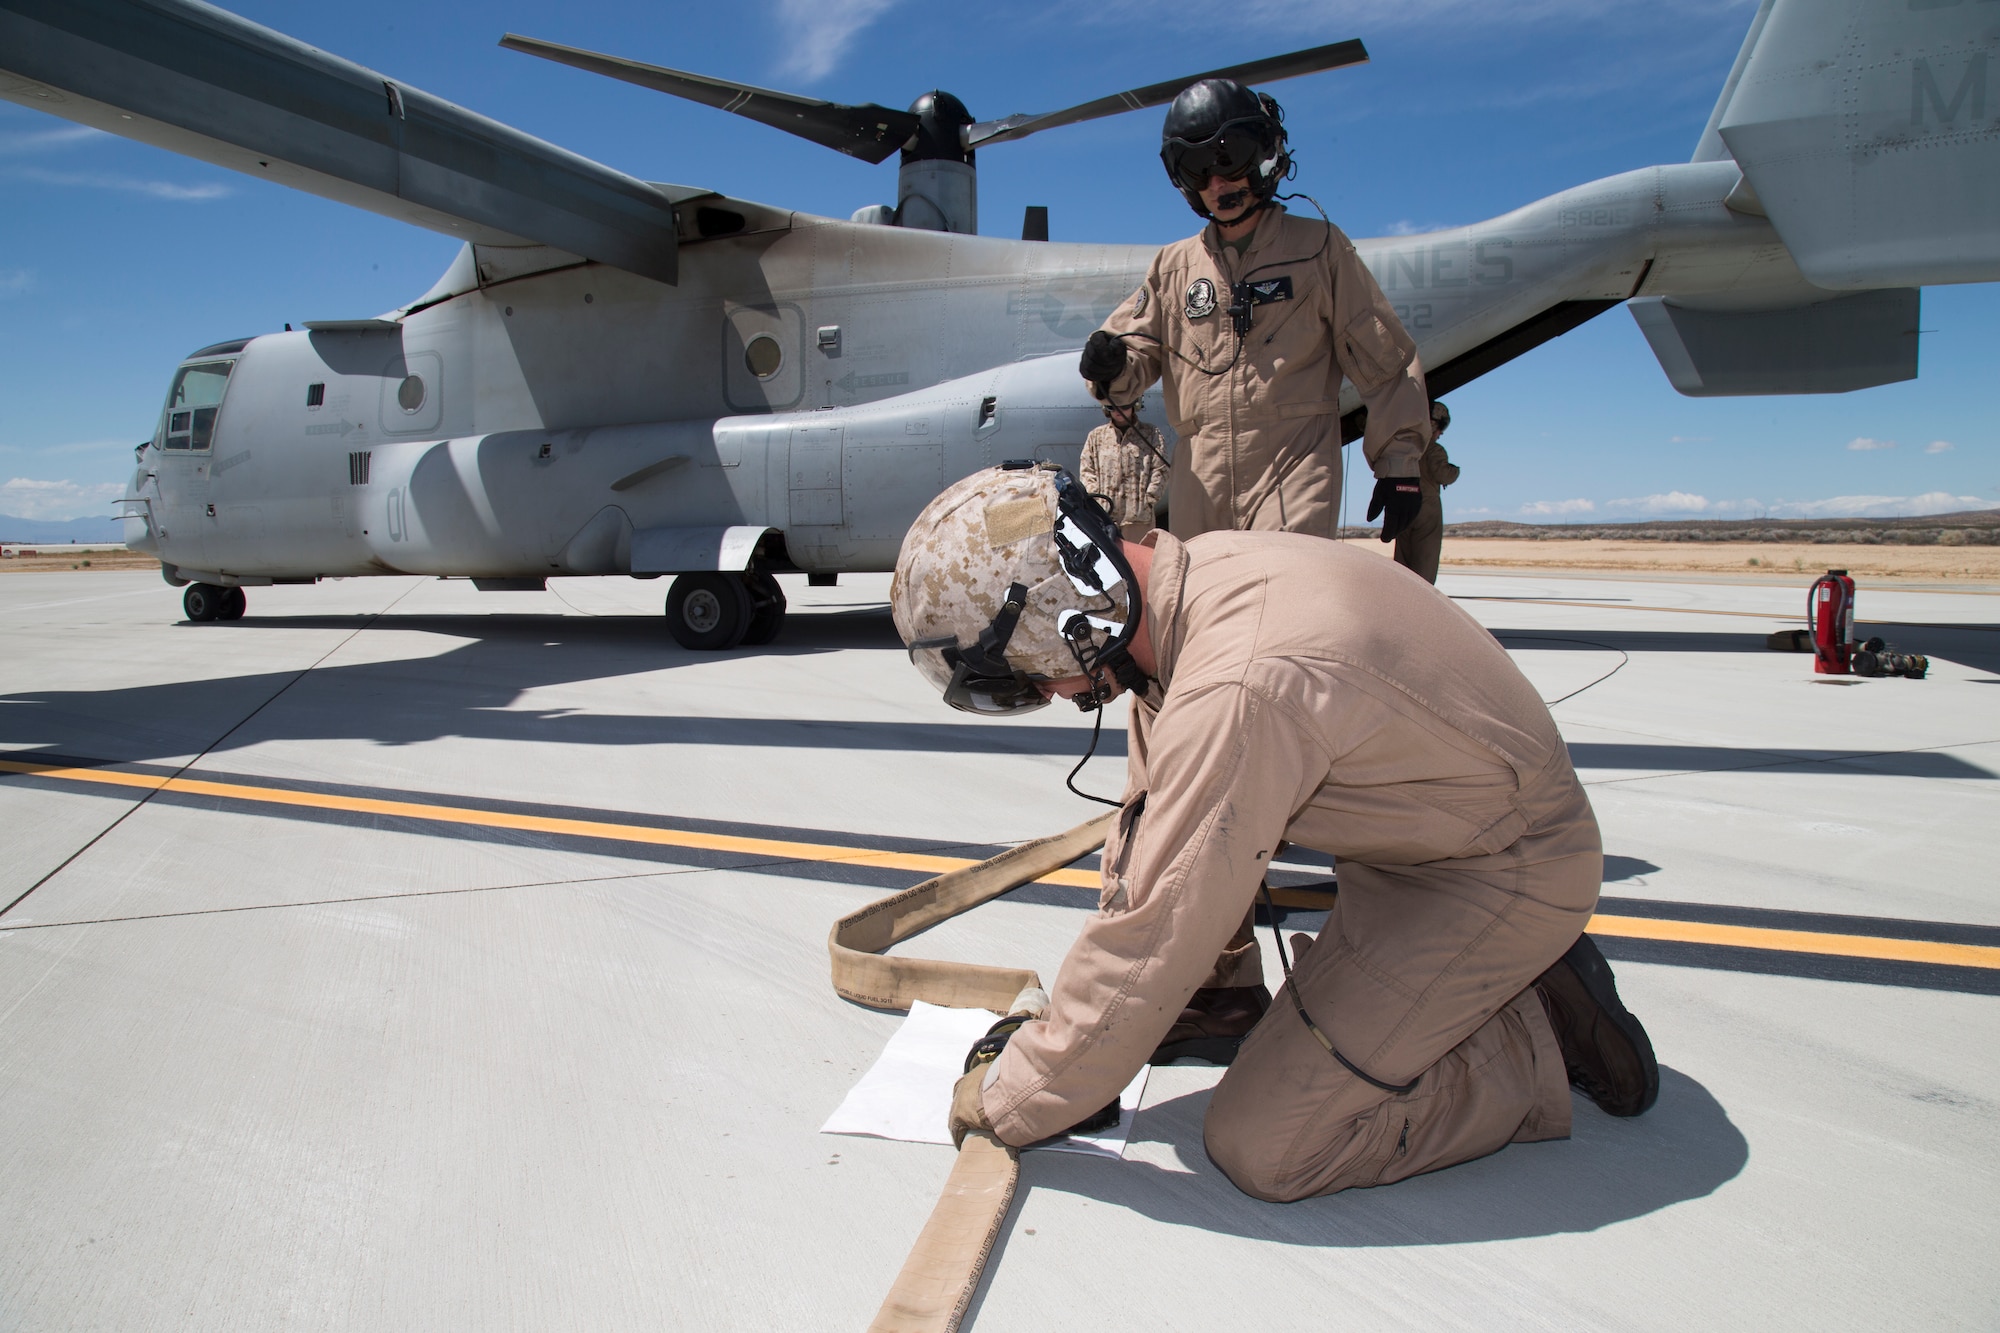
top-left (1852, 637), bottom-right (1929, 679)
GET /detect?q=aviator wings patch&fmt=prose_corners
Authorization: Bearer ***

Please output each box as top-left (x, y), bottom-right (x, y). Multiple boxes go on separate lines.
top-left (1244, 276), bottom-right (1294, 305)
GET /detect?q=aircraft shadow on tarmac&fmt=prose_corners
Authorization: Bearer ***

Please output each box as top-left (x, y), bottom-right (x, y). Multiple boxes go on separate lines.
top-left (2, 614), bottom-right (1993, 778)
top-left (997, 1067), bottom-right (1743, 1258)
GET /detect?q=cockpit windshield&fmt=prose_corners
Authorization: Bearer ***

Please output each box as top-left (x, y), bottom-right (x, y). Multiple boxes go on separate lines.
top-left (159, 360), bottom-right (235, 451)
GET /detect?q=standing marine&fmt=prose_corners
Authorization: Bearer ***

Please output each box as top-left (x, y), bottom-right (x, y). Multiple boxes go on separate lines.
top-left (1078, 78), bottom-right (1432, 545)
top-left (1078, 402), bottom-right (1169, 541)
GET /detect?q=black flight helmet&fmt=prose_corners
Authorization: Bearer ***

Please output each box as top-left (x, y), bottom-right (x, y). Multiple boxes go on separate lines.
top-left (1159, 78), bottom-right (1290, 219)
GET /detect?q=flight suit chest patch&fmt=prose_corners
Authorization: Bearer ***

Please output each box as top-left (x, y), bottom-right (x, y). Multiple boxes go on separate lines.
top-left (1244, 275), bottom-right (1293, 306)
top-left (1184, 278), bottom-right (1218, 320)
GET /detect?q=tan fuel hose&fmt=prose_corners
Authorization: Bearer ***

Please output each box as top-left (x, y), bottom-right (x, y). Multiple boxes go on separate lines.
top-left (828, 811), bottom-right (1117, 1333)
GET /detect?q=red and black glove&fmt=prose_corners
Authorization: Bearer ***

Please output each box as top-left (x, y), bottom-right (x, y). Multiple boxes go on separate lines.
top-left (1367, 475), bottom-right (1423, 543)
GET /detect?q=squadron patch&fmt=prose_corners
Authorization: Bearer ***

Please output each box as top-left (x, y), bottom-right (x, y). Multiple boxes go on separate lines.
top-left (1184, 278), bottom-right (1218, 320)
top-left (1130, 286), bottom-right (1149, 318)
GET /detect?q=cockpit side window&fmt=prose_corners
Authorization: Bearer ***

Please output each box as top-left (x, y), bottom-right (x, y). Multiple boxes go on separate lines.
top-left (159, 360), bottom-right (235, 452)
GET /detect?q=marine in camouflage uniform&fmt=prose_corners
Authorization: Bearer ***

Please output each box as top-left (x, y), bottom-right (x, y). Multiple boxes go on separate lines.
top-left (889, 465), bottom-right (1661, 1202)
top-left (1078, 404), bottom-right (1169, 541)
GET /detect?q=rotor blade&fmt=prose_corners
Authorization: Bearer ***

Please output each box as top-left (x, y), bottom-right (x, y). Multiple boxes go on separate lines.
top-left (501, 34), bottom-right (920, 166)
top-left (964, 38), bottom-right (1368, 149)
top-left (0, 0), bottom-right (680, 283)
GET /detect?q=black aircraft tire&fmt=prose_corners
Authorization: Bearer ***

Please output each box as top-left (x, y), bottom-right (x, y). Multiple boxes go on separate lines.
top-left (218, 587), bottom-right (247, 621)
top-left (739, 572), bottom-right (786, 647)
top-left (665, 573), bottom-right (751, 650)
top-left (183, 583), bottom-right (224, 623)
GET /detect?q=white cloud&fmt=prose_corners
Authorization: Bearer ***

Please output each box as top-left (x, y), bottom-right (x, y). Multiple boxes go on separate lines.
top-left (1519, 498), bottom-right (1596, 516)
top-left (1608, 491), bottom-right (1709, 514)
top-left (1925, 440), bottom-right (1954, 454)
top-left (1846, 437), bottom-right (1896, 451)
top-left (0, 125), bottom-right (106, 156)
top-left (0, 268), bottom-right (31, 299)
top-left (0, 478), bottom-right (125, 521)
top-left (1705, 492), bottom-right (2000, 519)
top-left (10, 166), bottom-right (228, 200)
top-left (1177, 0), bottom-right (1744, 29)
top-left (1754, 493), bottom-right (2000, 519)
top-left (772, 0), bottom-right (902, 82)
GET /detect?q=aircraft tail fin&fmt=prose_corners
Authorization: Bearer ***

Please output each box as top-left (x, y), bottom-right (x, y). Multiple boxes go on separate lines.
top-left (1689, 0), bottom-right (1776, 165)
top-left (1701, 0), bottom-right (1999, 289)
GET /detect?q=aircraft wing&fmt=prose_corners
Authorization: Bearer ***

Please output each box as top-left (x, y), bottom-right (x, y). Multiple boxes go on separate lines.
top-left (0, 0), bottom-right (680, 285)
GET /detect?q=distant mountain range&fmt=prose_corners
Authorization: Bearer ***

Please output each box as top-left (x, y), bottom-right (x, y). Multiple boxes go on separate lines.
top-left (0, 515), bottom-right (128, 545)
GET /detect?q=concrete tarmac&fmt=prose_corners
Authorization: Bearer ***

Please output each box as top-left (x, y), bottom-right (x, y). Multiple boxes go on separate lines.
top-left (2, 568), bottom-right (1996, 1329)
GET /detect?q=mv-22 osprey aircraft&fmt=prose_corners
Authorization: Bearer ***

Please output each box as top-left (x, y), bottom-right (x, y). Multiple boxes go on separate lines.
top-left (2, 0), bottom-right (1996, 646)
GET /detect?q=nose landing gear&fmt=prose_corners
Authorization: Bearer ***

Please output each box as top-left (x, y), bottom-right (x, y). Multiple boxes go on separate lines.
top-left (663, 571), bottom-right (787, 650)
top-left (182, 583), bottom-right (246, 622)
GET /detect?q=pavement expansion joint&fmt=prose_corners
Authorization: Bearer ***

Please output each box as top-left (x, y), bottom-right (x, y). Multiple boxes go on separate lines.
top-left (0, 865), bottom-right (716, 933)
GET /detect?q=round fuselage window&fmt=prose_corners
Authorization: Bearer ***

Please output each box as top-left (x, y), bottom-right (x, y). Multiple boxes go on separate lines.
top-left (398, 374), bottom-right (426, 412)
top-left (744, 334), bottom-right (783, 380)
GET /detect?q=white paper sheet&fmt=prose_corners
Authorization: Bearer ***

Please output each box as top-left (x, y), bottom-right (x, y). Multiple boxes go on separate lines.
top-left (821, 1000), bottom-right (1149, 1159)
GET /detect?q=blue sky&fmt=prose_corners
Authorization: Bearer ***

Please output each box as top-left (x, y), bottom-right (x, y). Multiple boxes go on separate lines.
top-left (1, 0), bottom-right (1993, 524)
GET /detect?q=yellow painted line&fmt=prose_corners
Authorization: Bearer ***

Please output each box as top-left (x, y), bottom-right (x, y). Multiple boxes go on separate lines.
top-left (0, 758), bottom-right (1102, 889)
top-left (1585, 913), bottom-right (2000, 971)
top-left (5, 758), bottom-right (1995, 967)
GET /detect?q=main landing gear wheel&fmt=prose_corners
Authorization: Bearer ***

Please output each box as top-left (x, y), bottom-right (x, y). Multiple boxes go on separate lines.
top-left (665, 572), bottom-right (751, 650)
top-left (740, 572), bottom-right (787, 646)
top-left (183, 583), bottom-right (228, 622)
top-left (218, 587), bottom-right (247, 621)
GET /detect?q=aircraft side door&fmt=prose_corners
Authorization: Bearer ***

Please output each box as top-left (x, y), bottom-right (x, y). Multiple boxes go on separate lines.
top-left (153, 358), bottom-right (237, 568)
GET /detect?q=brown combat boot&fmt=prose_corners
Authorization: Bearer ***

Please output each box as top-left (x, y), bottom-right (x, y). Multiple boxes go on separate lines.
top-left (1150, 984), bottom-right (1272, 1066)
top-left (1533, 933), bottom-right (1659, 1116)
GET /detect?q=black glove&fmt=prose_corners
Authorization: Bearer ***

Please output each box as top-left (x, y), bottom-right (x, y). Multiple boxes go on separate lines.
top-left (1078, 330), bottom-right (1128, 392)
top-left (964, 1011), bottom-right (1035, 1073)
top-left (1367, 475), bottom-right (1423, 543)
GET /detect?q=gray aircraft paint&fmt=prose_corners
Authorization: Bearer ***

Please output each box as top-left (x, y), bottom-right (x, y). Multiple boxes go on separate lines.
top-left (123, 160), bottom-right (1795, 586)
top-left (5, 0), bottom-right (1996, 600)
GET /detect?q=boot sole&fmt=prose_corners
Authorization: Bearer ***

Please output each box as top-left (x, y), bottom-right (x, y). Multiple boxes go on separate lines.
top-left (1546, 933), bottom-right (1660, 1117)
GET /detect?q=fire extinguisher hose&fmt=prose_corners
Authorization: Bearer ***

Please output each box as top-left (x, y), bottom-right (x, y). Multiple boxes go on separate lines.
top-left (827, 811), bottom-right (1117, 1333)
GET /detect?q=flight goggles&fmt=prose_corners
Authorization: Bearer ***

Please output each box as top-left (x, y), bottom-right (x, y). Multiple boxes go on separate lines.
top-left (1162, 117), bottom-right (1278, 194)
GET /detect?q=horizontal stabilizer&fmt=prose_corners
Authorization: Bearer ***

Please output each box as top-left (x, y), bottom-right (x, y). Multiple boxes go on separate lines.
top-left (1714, 0), bottom-right (2000, 289)
top-left (1629, 290), bottom-right (1918, 397)
top-left (0, 0), bottom-right (680, 284)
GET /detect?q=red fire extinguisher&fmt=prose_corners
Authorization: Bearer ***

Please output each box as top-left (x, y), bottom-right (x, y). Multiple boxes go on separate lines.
top-left (1809, 569), bottom-right (1855, 674)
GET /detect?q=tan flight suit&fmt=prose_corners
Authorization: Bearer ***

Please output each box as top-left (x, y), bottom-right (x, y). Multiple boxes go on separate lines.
top-left (981, 530), bottom-right (1601, 1201)
top-left (1391, 439), bottom-right (1461, 585)
top-left (1079, 419), bottom-right (1169, 541)
top-left (1093, 205), bottom-right (1431, 540)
